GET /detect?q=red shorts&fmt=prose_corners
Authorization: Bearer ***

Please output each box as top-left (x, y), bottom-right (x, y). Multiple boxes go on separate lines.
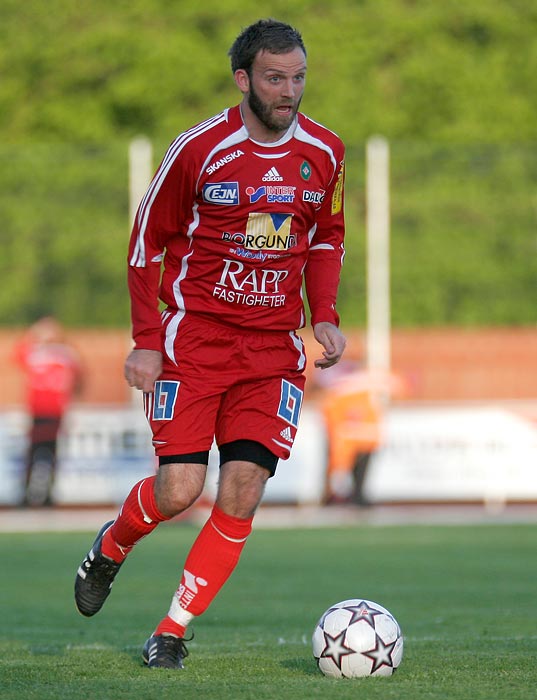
top-left (143, 314), bottom-right (307, 461)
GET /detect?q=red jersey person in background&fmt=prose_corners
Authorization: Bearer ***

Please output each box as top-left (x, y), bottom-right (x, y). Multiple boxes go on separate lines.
top-left (75, 18), bottom-right (347, 669)
top-left (14, 316), bottom-right (82, 507)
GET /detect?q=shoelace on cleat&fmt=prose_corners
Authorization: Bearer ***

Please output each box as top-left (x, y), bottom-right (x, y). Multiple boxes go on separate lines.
top-left (86, 554), bottom-right (121, 586)
top-left (159, 635), bottom-right (190, 662)
top-left (150, 634), bottom-right (192, 667)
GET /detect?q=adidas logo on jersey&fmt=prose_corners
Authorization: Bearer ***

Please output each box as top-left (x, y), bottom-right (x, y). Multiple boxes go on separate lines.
top-left (262, 167), bottom-right (284, 182)
top-left (280, 426), bottom-right (293, 442)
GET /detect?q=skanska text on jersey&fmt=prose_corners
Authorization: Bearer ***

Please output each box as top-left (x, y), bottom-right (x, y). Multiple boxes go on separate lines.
top-left (206, 149), bottom-right (245, 175)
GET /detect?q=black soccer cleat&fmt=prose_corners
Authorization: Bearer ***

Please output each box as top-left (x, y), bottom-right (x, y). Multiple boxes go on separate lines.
top-left (142, 634), bottom-right (190, 669)
top-left (74, 520), bottom-right (123, 617)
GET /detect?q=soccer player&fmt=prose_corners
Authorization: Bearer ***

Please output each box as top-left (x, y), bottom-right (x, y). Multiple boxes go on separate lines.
top-left (14, 316), bottom-right (83, 507)
top-left (75, 18), bottom-right (346, 669)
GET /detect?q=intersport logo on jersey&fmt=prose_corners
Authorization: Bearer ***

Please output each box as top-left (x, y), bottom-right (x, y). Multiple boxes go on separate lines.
top-left (246, 185), bottom-right (296, 203)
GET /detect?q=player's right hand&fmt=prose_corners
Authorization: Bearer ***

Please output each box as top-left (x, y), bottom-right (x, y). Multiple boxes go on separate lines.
top-left (124, 349), bottom-right (163, 393)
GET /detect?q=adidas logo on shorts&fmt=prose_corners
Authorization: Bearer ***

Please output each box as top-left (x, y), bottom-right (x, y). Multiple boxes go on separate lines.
top-left (280, 426), bottom-right (293, 442)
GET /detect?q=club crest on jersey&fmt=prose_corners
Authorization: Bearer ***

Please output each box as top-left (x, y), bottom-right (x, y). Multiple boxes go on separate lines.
top-left (300, 161), bottom-right (312, 180)
top-left (203, 182), bottom-right (239, 205)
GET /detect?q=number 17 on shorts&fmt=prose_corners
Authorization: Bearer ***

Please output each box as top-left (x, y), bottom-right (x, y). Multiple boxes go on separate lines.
top-left (277, 379), bottom-right (303, 428)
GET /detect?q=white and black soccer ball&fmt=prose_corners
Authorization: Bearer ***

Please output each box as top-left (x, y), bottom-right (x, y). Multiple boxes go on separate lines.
top-left (312, 598), bottom-right (403, 678)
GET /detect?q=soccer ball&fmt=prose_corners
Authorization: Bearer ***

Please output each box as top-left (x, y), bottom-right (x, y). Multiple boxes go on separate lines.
top-left (312, 598), bottom-right (403, 678)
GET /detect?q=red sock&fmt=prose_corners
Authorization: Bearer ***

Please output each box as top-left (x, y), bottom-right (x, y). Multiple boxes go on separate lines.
top-left (155, 505), bottom-right (253, 637)
top-left (101, 476), bottom-right (169, 562)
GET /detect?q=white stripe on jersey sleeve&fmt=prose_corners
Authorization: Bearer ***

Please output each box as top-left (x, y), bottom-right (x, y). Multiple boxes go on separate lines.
top-left (196, 127), bottom-right (249, 190)
top-left (130, 111), bottom-right (228, 268)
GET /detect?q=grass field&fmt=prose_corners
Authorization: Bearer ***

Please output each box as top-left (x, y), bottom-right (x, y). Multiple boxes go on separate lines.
top-left (1, 519), bottom-right (537, 699)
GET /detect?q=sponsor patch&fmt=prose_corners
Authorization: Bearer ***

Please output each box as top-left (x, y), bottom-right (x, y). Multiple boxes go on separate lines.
top-left (206, 149), bottom-right (244, 174)
top-left (303, 189), bottom-right (325, 205)
top-left (331, 161), bottom-right (345, 215)
top-left (213, 257), bottom-right (289, 308)
top-left (203, 182), bottom-right (239, 205)
top-left (244, 212), bottom-right (295, 250)
top-left (246, 185), bottom-right (296, 203)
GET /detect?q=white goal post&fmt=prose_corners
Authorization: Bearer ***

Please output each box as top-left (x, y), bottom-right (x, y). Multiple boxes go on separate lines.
top-left (366, 136), bottom-right (391, 380)
top-left (128, 136), bottom-right (153, 226)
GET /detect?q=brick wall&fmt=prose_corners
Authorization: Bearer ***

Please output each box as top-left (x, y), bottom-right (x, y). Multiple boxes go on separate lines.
top-left (1, 327), bottom-right (536, 408)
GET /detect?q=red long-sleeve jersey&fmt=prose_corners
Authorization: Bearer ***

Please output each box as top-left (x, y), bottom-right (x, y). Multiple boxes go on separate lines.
top-left (128, 104), bottom-right (345, 352)
top-left (14, 340), bottom-right (81, 417)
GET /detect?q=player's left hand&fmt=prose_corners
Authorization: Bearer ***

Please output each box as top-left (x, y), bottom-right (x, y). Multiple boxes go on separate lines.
top-left (313, 322), bottom-right (347, 369)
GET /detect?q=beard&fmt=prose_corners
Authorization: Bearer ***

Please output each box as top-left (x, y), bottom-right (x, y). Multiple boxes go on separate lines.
top-left (247, 83), bottom-right (301, 134)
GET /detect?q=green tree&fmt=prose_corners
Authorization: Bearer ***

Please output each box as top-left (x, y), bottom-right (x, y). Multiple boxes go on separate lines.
top-left (0, 0), bottom-right (536, 327)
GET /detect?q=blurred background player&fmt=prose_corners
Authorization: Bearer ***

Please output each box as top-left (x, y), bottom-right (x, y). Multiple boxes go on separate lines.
top-left (13, 316), bottom-right (83, 507)
top-left (321, 366), bottom-right (383, 506)
top-left (318, 356), bottom-right (408, 506)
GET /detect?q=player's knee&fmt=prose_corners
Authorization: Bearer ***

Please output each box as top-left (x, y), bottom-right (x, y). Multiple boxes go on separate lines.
top-left (161, 486), bottom-right (203, 516)
top-left (155, 456), bottom-right (208, 516)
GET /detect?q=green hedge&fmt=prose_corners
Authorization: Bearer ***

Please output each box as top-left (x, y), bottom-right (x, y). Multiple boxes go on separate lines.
top-left (1, 0), bottom-right (536, 327)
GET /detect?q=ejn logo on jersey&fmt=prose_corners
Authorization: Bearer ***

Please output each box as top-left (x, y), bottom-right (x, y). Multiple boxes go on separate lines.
top-left (203, 182), bottom-right (239, 205)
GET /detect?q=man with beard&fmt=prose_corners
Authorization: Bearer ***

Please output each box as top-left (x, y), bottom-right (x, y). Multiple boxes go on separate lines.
top-left (75, 18), bottom-right (346, 669)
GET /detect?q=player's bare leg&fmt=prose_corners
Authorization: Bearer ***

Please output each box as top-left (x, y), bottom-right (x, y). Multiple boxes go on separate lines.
top-left (153, 462), bottom-right (207, 516)
top-left (144, 459), bottom-right (270, 668)
top-left (75, 464), bottom-right (206, 618)
top-left (216, 460), bottom-right (270, 518)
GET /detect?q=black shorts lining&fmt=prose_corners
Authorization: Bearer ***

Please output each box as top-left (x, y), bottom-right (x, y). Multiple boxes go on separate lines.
top-left (159, 451), bottom-right (210, 466)
top-left (219, 440), bottom-right (279, 476)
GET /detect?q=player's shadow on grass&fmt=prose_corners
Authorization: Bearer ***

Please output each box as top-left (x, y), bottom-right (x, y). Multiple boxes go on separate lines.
top-left (280, 658), bottom-right (319, 676)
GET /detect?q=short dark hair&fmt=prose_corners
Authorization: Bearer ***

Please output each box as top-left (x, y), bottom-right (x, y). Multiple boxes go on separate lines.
top-left (228, 18), bottom-right (306, 74)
